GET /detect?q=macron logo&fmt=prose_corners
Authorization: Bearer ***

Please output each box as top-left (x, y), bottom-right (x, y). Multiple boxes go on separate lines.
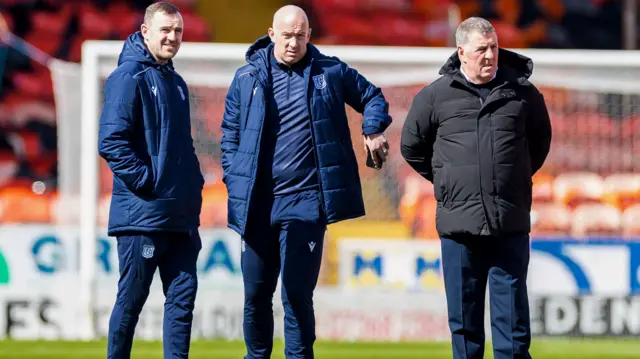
top-left (308, 242), bottom-right (316, 252)
top-left (151, 86), bottom-right (157, 96)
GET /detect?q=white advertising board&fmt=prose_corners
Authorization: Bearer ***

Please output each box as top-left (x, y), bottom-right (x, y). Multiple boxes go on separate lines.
top-left (0, 225), bottom-right (452, 341)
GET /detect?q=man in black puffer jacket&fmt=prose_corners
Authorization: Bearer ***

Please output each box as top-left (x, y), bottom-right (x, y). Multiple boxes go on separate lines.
top-left (401, 17), bottom-right (552, 359)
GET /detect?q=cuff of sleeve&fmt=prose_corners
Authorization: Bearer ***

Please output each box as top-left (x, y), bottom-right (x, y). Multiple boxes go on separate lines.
top-left (362, 125), bottom-right (382, 136)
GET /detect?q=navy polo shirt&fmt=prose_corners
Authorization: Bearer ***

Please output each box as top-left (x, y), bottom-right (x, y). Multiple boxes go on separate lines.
top-left (259, 50), bottom-right (318, 196)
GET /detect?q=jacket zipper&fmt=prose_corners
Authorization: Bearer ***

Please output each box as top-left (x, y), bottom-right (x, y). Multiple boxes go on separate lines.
top-left (476, 96), bottom-right (490, 234)
top-left (242, 75), bottom-right (267, 232)
top-left (304, 60), bottom-right (327, 216)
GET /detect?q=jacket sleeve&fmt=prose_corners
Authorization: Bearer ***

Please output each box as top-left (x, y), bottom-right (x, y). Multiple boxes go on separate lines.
top-left (98, 73), bottom-right (154, 195)
top-left (526, 87), bottom-right (552, 175)
top-left (220, 73), bottom-right (241, 181)
top-left (341, 61), bottom-right (392, 135)
top-left (400, 87), bottom-right (436, 182)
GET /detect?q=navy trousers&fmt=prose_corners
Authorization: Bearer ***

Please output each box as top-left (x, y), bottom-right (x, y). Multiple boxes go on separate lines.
top-left (440, 234), bottom-right (532, 359)
top-left (241, 189), bottom-right (326, 359)
top-left (107, 230), bottom-right (202, 359)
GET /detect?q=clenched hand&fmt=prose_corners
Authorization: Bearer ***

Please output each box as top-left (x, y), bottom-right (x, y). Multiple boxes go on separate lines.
top-left (364, 133), bottom-right (389, 169)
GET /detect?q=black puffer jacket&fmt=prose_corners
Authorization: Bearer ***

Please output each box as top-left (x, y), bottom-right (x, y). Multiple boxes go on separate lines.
top-left (400, 49), bottom-right (552, 238)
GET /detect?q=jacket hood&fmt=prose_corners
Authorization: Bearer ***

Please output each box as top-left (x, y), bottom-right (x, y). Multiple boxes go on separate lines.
top-left (117, 31), bottom-right (174, 68)
top-left (439, 48), bottom-right (533, 85)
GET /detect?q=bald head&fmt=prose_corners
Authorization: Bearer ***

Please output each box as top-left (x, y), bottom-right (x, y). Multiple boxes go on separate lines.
top-left (272, 5), bottom-right (309, 29)
top-left (268, 5), bottom-right (311, 66)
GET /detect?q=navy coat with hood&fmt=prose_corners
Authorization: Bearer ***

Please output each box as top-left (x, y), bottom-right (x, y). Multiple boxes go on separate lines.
top-left (98, 32), bottom-right (204, 236)
top-left (221, 36), bottom-right (392, 235)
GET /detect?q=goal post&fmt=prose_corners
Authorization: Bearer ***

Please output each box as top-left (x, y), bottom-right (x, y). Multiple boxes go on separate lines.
top-left (62, 40), bottom-right (640, 339)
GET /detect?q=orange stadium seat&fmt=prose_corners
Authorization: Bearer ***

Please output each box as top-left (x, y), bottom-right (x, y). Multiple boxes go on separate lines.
top-left (602, 173), bottom-right (640, 210)
top-left (622, 204), bottom-right (640, 237)
top-left (530, 203), bottom-right (572, 236)
top-left (200, 184), bottom-right (228, 228)
top-left (413, 199), bottom-right (438, 240)
top-left (553, 172), bottom-right (604, 208)
top-left (571, 203), bottom-right (621, 238)
top-left (399, 175), bottom-right (431, 226)
top-left (0, 187), bottom-right (52, 223)
top-left (532, 172), bottom-right (554, 203)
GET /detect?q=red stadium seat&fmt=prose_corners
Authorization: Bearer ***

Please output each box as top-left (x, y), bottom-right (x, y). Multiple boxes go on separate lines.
top-left (77, 5), bottom-right (113, 39)
top-left (180, 12), bottom-right (211, 42)
top-left (29, 8), bottom-right (72, 36)
top-left (11, 70), bottom-right (54, 99)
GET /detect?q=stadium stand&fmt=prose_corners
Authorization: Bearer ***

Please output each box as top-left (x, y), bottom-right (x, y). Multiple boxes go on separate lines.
top-left (0, 0), bottom-right (634, 243)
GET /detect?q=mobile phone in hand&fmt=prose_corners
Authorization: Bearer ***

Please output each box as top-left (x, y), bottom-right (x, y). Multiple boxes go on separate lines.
top-left (366, 150), bottom-right (382, 170)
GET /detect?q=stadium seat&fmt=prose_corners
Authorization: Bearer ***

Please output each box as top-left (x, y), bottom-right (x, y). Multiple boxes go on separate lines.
top-left (399, 175), bottom-right (432, 229)
top-left (11, 69), bottom-right (54, 99)
top-left (491, 22), bottom-right (528, 48)
top-left (602, 173), bottom-right (640, 210)
top-left (106, 2), bottom-right (141, 40)
top-left (370, 13), bottom-right (428, 47)
top-left (200, 184), bottom-right (227, 228)
top-left (22, 32), bottom-right (62, 60)
top-left (0, 152), bottom-right (18, 188)
top-left (0, 186), bottom-right (51, 223)
top-left (29, 8), bottom-right (72, 36)
top-left (530, 203), bottom-right (572, 237)
top-left (622, 204), bottom-right (640, 237)
top-left (532, 172), bottom-right (555, 203)
top-left (413, 199), bottom-right (438, 240)
top-left (66, 34), bottom-right (89, 63)
top-left (571, 203), bottom-right (621, 238)
top-left (13, 100), bottom-right (56, 126)
top-left (311, 0), bottom-right (360, 13)
top-left (553, 172), bottom-right (604, 208)
top-left (77, 4), bottom-right (114, 40)
top-left (180, 12), bottom-right (211, 42)
top-left (569, 112), bottom-right (616, 138)
top-left (319, 14), bottom-right (378, 45)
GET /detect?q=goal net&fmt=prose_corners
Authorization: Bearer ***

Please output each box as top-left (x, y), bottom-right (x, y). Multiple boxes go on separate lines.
top-left (49, 42), bottom-right (640, 338)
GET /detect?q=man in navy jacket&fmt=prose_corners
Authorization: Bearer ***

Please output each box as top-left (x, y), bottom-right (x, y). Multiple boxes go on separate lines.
top-left (221, 5), bottom-right (392, 359)
top-left (98, 3), bottom-right (204, 358)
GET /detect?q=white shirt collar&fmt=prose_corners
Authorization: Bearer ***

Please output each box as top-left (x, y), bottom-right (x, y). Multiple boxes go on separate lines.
top-left (460, 66), bottom-right (498, 84)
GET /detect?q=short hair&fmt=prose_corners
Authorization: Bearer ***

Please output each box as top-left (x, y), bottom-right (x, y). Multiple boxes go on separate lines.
top-left (455, 17), bottom-right (495, 47)
top-left (144, 2), bottom-right (180, 25)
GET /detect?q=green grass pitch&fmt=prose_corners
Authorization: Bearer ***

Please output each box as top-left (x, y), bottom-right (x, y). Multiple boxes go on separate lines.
top-left (0, 338), bottom-right (638, 358)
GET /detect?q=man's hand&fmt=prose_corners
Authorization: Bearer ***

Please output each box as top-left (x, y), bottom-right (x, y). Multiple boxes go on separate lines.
top-left (364, 133), bottom-right (389, 168)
